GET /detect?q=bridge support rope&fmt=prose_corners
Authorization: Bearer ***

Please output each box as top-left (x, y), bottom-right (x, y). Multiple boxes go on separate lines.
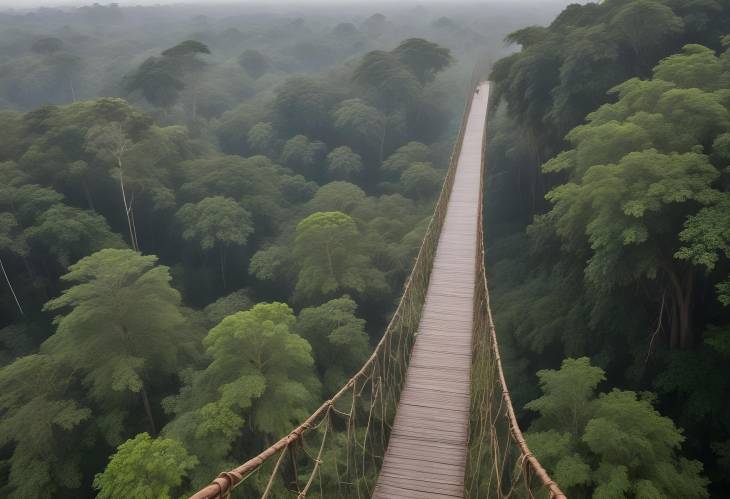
top-left (189, 80), bottom-right (565, 499)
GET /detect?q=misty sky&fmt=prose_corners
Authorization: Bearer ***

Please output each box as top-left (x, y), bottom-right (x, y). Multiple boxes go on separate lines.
top-left (0, 0), bottom-right (585, 11)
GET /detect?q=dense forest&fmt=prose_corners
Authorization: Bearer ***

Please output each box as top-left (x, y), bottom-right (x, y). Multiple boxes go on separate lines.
top-left (486, 0), bottom-right (730, 497)
top-left (0, 0), bottom-right (729, 498)
top-left (0, 2), bottom-right (565, 498)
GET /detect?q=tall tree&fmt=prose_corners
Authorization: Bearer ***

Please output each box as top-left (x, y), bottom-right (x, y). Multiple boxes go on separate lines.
top-left (24, 204), bottom-right (125, 268)
top-left (293, 211), bottom-right (387, 302)
top-left (85, 122), bottom-right (139, 251)
top-left (296, 296), bottom-right (369, 393)
top-left (0, 354), bottom-right (90, 498)
top-left (162, 302), bottom-right (319, 485)
top-left (238, 49), bottom-right (269, 80)
top-left (326, 146), bottom-right (363, 182)
top-left (176, 196), bottom-right (253, 289)
top-left (392, 38), bottom-right (453, 85)
top-left (42, 249), bottom-right (189, 437)
top-left (526, 358), bottom-right (708, 499)
top-left (333, 99), bottom-right (385, 161)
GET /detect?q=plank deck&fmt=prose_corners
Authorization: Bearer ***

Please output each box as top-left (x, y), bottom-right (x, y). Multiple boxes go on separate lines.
top-left (372, 82), bottom-right (490, 498)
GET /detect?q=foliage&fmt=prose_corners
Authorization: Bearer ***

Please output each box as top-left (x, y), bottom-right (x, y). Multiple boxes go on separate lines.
top-left (94, 432), bottom-right (197, 499)
top-left (127, 40), bottom-right (210, 110)
top-left (162, 303), bottom-right (319, 484)
top-left (400, 162), bottom-right (442, 200)
top-left (238, 49), bottom-right (269, 80)
top-left (280, 134), bottom-right (327, 179)
top-left (296, 296), bottom-right (369, 393)
top-left (526, 358), bottom-right (708, 499)
top-left (540, 43), bottom-right (730, 348)
top-left (42, 249), bottom-right (190, 438)
top-left (392, 38), bottom-right (454, 84)
top-left (0, 354), bottom-right (90, 498)
top-left (326, 146), bottom-right (363, 181)
top-left (177, 196), bottom-right (253, 251)
top-left (292, 211), bottom-right (388, 302)
top-left (24, 204), bottom-right (125, 267)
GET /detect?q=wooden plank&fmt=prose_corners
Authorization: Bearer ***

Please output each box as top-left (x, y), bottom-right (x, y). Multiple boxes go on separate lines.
top-left (372, 82), bottom-right (490, 498)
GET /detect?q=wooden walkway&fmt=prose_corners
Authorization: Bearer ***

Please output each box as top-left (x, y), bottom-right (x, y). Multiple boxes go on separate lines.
top-left (373, 82), bottom-right (490, 498)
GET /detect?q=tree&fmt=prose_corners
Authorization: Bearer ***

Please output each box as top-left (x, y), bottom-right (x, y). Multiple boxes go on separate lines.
top-left (247, 122), bottom-right (279, 157)
top-left (161, 41), bottom-right (211, 119)
top-left (676, 192), bottom-right (730, 308)
top-left (400, 162), bottom-right (442, 200)
top-left (24, 204), bottom-right (125, 268)
top-left (296, 296), bottom-right (369, 393)
top-left (332, 99), bottom-right (385, 159)
top-left (381, 141), bottom-right (431, 178)
top-left (392, 38), bottom-right (453, 85)
top-left (653, 44), bottom-right (725, 90)
top-left (161, 40), bottom-right (210, 59)
top-left (176, 196), bottom-right (253, 289)
top-left (353, 50), bottom-right (420, 112)
top-left (540, 45), bottom-right (730, 348)
top-left (526, 358), bottom-right (708, 498)
top-left (94, 432), bottom-right (197, 499)
top-left (546, 150), bottom-right (719, 348)
top-left (0, 355), bottom-right (91, 498)
top-left (326, 146), bottom-right (363, 181)
top-left (126, 40), bottom-right (210, 113)
top-left (85, 122), bottom-right (139, 251)
top-left (203, 288), bottom-right (253, 328)
top-left (238, 49), bottom-right (269, 80)
top-left (273, 76), bottom-right (343, 138)
top-left (162, 303), bottom-right (319, 484)
top-left (178, 155), bottom-right (284, 234)
top-left (307, 181), bottom-right (366, 215)
top-left (125, 57), bottom-right (184, 109)
top-left (656, 325), bottom-right (730, 485)
top-left (0, 213), bottom-right (24, 316)
top-left (42, 249), bottom-right (188, 437)
top-left (293, 211), bottom-right (387, 302)
top-left (30, 37), bottom-right (63, 55)
top-left (280, 134), bottom-right (327, 179)
top-left (609, 0), bottom-right (684, 75)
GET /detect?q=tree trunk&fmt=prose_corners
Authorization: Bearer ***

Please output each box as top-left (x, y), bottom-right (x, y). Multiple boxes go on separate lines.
top-left (679, 271), bottom-right (694, 349)
top-left (0, 255), bottom-right (24, 316)
top-left (118, 161), bottom-right (139, 252)
top-left (220, 244), bottom-right (228, 290)
top-left (669, 298), bottom-right (679, 349)
top-left (121, 324), bottom-right (157, 434)
top-left (67, 74), bottom-right (77, 102)
top-left (83, 179), bottom-right (95, 211)
top-left (139, 382), bottom-right (157, 436)
top-left (666, 267), bottom-right (694, 349)
top-left (379, 118), bottom-right (388, 168)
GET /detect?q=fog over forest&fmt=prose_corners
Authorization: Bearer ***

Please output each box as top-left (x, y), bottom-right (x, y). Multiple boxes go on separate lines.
top-left (0, 0), bottom-right (729, 498)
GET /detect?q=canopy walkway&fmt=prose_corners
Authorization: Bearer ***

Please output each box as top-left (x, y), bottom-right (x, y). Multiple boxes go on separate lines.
top-left (190, 82), bottom-right (565, 499)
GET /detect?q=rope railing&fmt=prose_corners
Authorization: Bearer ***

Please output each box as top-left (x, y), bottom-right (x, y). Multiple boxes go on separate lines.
top-left (189, 74), bottom-right (565, 499)
top-left (465, 84), bottom-right (566, 498)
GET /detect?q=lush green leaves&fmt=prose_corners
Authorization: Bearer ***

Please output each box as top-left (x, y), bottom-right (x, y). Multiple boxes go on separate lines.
top-left (293, 211), bottom-right (387, 301)
top-left (527, 358), bottom-right (708, 498)
top-left (296, 296), bottom-right (369, 392)
top-left (94, 433), bottom-right (197, 499)
top-left (177, 196), bottom-right (253, 251)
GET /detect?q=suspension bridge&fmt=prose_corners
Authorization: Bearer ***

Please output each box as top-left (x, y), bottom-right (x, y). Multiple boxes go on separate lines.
top-left (190, 82), bottom-right (566, 499)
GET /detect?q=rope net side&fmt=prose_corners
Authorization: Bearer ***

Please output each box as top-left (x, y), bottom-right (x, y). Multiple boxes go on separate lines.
top-left (189, 78), bottom-right (565, 499)
top-left (465, 85), bottom-right (565, 499)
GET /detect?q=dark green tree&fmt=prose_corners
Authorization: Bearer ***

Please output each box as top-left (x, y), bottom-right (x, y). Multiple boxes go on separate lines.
top-left (43, 249), bottom-right (189, 437)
